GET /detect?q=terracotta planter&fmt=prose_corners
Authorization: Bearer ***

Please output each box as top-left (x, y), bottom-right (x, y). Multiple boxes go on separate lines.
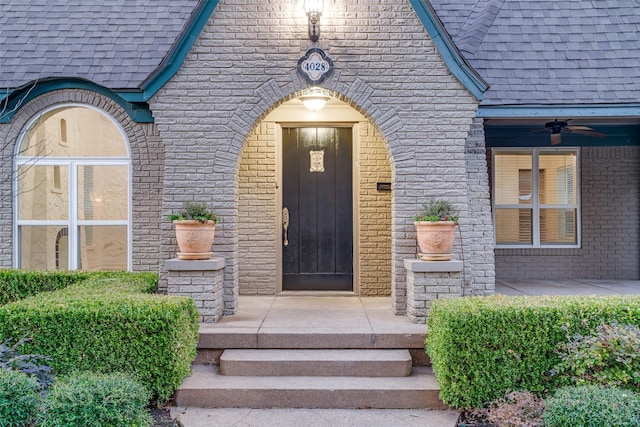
top-left (414, 221), bottom-right (457, 261)
top-left (173, 220), bottom-right (216, 260)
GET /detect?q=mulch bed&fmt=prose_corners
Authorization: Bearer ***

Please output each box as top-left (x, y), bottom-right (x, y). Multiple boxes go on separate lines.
top-left (151, 407), bottom-right (179, 427)
top-left (457, 410), bottom-right (496, 427)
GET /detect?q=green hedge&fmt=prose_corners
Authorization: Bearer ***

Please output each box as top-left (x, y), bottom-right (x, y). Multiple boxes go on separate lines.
top-left (0, 272), bottom-right (199, 400)
top-left (425, 295), bottom-right (640, 409)
top-left (0, 270), bottom-right (91, 306)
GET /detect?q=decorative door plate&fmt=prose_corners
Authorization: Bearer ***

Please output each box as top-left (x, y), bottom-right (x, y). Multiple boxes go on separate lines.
top-left (309, 150), bottom-right (325, 172)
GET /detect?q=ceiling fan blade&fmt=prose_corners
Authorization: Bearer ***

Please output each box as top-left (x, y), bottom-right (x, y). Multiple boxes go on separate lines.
top-left (550, 133), bottom-right (562, 145)
top-left (566, 125), bottom-right (594, 131)
top-left (569, 129), bottom-right (606, 138)
top-left (527, 128), bottom-right (550, 134)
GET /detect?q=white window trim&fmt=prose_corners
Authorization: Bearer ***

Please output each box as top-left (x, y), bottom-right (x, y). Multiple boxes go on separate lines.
top-left (13, 104), bottom-right (132, 271)
top-left (492, 147), bottom-right (581, 249)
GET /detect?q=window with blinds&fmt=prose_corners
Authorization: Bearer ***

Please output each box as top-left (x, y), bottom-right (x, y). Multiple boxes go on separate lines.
top-left (493, 148), bottom-right (579, 248)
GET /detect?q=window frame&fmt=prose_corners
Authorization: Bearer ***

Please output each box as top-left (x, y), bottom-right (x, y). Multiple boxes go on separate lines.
top-left (13, 103), bottom-right (132, 271)
top-left (492, 147), bottom-right (581, 249)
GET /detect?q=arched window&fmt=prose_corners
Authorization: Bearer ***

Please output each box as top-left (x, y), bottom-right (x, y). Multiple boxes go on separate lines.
top-left (15, 105), bottom-right (131, 271)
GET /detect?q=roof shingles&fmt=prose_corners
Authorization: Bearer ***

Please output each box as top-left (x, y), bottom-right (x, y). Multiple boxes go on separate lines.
top-left (0, 0), bottom-right (200, 90)
top-left (430, 0), bottom-right (640, 105)
top-left (2, 0), bottom-right (638, 107)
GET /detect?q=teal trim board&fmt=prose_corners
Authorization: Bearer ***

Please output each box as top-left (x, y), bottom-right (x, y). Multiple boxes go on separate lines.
top-left (485, 125), bottom-right (640, 147)
top-left (478, 104), bottom-right (640, 118)
top-left (0, 79), bottom-right (154, 124)
top-left (409, 0), bottom-right (488, 100)
top-left (139, 0), bottom-right (220, 100)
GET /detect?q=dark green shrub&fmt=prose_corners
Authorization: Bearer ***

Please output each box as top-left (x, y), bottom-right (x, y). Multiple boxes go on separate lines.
top-left (544, 385), bottom-right (640, 427)
top-left (0, 270), bottom-right (90, 306)
top-left (0, 369), bottom-right (41, 427)
top-left (0, 272), bottom-right (198, 400)
top-left (38, 372), bottom-right (153, 427)
top-left (425, 295), bottom-right (640, 408)
top-left (554, 322), bottom-right (640, 389)
top-left (0, 336), bottom-right (54, 390)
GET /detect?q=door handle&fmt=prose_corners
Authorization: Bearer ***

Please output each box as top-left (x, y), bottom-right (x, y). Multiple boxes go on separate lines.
top-left (282, 207), bottom-right (289, 247)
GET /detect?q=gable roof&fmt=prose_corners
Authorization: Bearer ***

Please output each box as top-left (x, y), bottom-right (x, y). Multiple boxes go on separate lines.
top-left (2, 0), bottom-right (639, 117)
top-left (430, 0), bottom-right (640, 107)
top-left (0, 0), bottom-right (200, 90)
top-left (409, 0), bottom-right (488, 100)
top-left (0, 0), bottom-right (486, 119)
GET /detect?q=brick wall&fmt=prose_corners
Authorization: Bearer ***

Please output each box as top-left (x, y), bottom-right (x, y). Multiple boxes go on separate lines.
top-left (150, 0), bottom-right (487, 313)
top-left (463, 118), bottom-right (495, 295)
top-left (495, 146), bottom-right (640, 279)
top-left (238, 122), bottom-right (278, 294)
top-left (358, 122), bottom-right (392, 296)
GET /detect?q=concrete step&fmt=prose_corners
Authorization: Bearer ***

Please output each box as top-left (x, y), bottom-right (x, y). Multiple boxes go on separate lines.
top-left (175, 365), bottom-right (446, 409)
top-left (198, 329), bottom-right (426, 350)
top-left (219, 349), bottom-right (413, 377)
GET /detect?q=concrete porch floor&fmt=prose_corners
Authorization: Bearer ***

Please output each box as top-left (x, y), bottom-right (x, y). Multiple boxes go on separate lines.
top-left (207, 279), bottom-right (640, 330)
top-left (496, 278), bottom-right (640, 296)
top-left (199, 294), bottom-right (427, 349)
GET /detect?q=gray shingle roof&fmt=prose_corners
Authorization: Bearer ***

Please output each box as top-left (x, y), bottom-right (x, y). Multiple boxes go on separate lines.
top-left (430, 0), bottom-right (640, 106)
top-left (2, 0), bottom-right (638, 107)
top-left (0, 0), bottom-right (200, 90)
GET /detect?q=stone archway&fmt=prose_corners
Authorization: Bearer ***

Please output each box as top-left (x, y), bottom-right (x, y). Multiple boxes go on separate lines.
top-left (237, 93), bottom-right (394, 297)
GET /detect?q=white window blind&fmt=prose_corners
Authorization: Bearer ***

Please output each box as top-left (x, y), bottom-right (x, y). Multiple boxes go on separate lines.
top-left (493, 148), bottom-right (579, 248)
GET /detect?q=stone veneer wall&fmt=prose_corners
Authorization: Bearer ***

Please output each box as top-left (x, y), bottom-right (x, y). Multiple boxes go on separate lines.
top-left (495, 146), bottom-right (640, 280)
top-left (150, 0), bottom-right (486, 313)
top-left (0, 89), bottom-right (164, 273)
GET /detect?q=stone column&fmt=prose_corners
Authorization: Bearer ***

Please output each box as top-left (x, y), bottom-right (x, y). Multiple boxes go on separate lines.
top-left (403, 259), bottom-right (463, 323)
top-left (165, 258), bottom-right (225, 323)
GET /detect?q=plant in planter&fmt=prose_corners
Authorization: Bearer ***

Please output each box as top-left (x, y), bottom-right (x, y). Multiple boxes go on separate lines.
top-left (412, 199), bottom-right (458, 261)
top-left (167, 201), bottom-right (219, 260)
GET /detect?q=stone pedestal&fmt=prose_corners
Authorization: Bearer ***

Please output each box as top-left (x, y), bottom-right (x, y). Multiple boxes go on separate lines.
top-left (165, 257), bottom-right (225, 323)
top-left (403, 259), bottom-right (463, 323)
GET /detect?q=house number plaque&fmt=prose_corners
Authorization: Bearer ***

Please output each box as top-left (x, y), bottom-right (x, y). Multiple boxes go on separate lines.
top-left (309, 150), bottom-right (325, 172)
top-left (297, 48), bottom-right (334, 84)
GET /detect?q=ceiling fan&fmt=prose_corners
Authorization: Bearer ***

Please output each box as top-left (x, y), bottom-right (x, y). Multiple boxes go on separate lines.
top-left (543, 119), bottom-right (606, 145)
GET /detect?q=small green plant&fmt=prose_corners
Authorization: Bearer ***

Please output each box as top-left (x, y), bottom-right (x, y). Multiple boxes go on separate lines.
top-left (38, 372), bottom-right (153, 427)
top-left (482, 390), bottom-right (545, 427)
top-left (544, 385), bottom-right (640, 427)
top-left (166, 201), bottom-right (219, 223)
top-left (412, 199), bottom-right (458, 222)
top-left (553, 322), bottom-right (640, 389)
top-left (0, 369), bottom-right (42, 427)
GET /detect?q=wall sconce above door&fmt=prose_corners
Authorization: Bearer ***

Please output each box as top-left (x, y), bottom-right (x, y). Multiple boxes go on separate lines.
top-left (304, 0), bottom-right (324, 42)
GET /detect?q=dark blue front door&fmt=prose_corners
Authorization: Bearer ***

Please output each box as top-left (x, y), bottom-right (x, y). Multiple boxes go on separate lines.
top-left (282, 127), bottom-right (353, 291)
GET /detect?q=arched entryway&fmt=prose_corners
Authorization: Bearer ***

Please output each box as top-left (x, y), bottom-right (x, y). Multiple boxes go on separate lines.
top-left (237, 95), bottom-right (393, 296)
